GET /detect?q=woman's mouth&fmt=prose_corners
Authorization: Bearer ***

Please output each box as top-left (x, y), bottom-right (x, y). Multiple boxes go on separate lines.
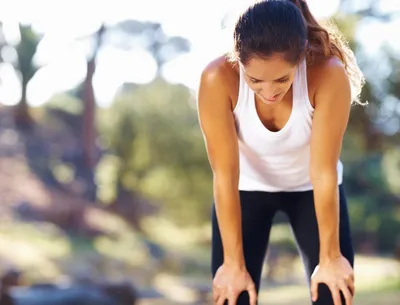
top-left (261, 92), bottom-right (281, 102)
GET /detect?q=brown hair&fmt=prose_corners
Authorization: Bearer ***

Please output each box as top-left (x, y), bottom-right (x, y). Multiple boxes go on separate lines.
top-left (228, 0), bottom-right (365, 104)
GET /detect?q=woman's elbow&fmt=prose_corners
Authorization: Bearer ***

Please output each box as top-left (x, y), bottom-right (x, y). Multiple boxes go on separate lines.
top-left (310, 166), bottom-right (338, 186)
top-left (213, 166), bottom-right (239, 187)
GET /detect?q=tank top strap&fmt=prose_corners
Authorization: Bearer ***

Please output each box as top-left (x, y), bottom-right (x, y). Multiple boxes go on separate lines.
top-left (292, 58), bottom-right (313, 112)
top-left (234, 64), bottom-right (251, 115)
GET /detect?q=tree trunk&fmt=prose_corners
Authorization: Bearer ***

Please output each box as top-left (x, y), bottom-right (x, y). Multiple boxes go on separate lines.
top-left (14, 79), bottom-right (33, 129)
top-left (81, 24), bottom-right (106, 170)
top-left (82, 58), bottom-right (96, 169)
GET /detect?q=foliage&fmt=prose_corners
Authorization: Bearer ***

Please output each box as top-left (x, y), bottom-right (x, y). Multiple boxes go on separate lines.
top-left (1, 1), bottom-right (398, 255)
top-left (98, 78), bottom-right (213, 226)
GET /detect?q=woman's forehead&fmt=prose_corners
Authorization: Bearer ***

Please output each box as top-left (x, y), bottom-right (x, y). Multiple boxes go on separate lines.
top-left (242, 55), bottom-right (297, 81)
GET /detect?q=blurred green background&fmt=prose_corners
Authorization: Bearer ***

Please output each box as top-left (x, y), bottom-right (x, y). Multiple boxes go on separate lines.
top-left (0, 0), bottom-right (399, 304)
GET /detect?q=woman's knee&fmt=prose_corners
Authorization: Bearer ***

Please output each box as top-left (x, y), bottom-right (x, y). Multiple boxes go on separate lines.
top-left (313, 283), bottom-right (347, 305)
top-left (221, 291), bottom-right (257, 305)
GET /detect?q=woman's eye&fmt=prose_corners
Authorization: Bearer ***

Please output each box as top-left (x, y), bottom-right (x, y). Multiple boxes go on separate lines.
top-left (277, 78), bottom-right (290, 83)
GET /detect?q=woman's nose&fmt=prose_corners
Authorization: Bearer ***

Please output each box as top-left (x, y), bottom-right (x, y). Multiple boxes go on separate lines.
top-left (260, 83), bottom-right (277, 96)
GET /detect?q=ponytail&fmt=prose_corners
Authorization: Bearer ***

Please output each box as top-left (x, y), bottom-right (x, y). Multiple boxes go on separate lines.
top-left (231, 0), bottom-right (365, 104)
top-left (288, 0), bottom-right (366, 104)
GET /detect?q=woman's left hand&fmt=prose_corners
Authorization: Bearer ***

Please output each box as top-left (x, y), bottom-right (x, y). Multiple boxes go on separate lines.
top-left (310, 255), bottom-right (355, 305)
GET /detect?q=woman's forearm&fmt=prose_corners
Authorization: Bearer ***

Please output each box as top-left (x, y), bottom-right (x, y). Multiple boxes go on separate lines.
top-left (312, 174), bottom-right (341, 262)
top-left (213, 174), bottom-right (245, 268)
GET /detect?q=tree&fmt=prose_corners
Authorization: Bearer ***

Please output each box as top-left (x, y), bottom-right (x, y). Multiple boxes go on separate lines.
top-left (332, 6), bottom-right (400, 254)
top-left (14, 24), bottom-right (42, 128)
top-left (107, 20), bottom-right (191, 76)
top-left (98, 78), bottom-right (212, 226)
top-left (81, 25), bottom-right (106, 170)
top-left (68, 20), bottom-right (191, 202)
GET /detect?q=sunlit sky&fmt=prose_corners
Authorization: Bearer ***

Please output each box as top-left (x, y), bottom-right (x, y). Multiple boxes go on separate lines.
top-left (0, 0), bottom-right (399, 108)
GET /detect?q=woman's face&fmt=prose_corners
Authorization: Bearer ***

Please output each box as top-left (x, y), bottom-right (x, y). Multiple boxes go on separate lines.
top-left (242, 54), bottom-right (298, 105)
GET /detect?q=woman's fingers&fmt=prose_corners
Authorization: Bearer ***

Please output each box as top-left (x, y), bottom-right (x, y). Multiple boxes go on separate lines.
top-left (339, 280), bottom-right (353, 305)
top-left (328, 281), bottom-right (354, 305)
top-left (310, 278), bottom-right (319, 302)
top-left (329, 284), bottom-right (342, 305)
top-left (215, 286), bottom-right (228, 305)
top-left (216, 295), bottom-right (226, 305)
top-left (228, 293), bottom-right (239, 305)
top-left (213, 284), bottom-right (222, 304)
top-left (247, 283), bottom-right (258, 305)
top-left (345, 274), bottom-right (355, 296)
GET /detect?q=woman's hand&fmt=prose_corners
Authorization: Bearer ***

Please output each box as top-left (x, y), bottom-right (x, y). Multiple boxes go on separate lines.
top-left (311, 255), bottom-right (355, 305)
top-left (213, 263), bottom-right (257, 305)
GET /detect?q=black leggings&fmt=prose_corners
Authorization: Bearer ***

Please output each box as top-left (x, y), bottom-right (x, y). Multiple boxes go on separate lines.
top-left (211, 184), bottom-right (354, 305)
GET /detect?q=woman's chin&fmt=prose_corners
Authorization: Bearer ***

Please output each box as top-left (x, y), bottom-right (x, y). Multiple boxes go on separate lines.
top-left (259, 93), bottom-right (282, 104)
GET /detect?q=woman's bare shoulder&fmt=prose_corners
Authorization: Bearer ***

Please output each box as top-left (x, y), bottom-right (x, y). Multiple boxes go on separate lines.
top-left (307, 56), bottom-right (347, 102)
top-left (200, 54), bottom-right (240, 108)
top-left (308, 57), bottom-right (346, 83)
top-left (202, 54), bottom-right (238, 78)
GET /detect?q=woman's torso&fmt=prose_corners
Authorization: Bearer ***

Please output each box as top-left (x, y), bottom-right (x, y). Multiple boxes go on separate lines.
top-left (219, 56), bottom-right (343, 192)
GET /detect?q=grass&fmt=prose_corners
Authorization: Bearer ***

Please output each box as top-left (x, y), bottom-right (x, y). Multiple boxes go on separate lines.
top-left (354, 289), bottom-right (399, 305)
top-left (138, 285), bottom-right (400, 305)
top-left (0, 215), bottom-right (151, 284)
top-left (256, 255), bottom-right (400, 305)
top-left (0, 220), bottom-right (71, 281)
top-left (1, 214), bottom-right (399, 305)
top-left (257, 279), bottom-right (400, 305)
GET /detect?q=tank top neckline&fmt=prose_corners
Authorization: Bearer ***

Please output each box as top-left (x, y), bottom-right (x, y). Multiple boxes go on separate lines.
top-left (239, 59), bottom-right (305, 138)
top-left (250, 86), bottom-right (296, 136)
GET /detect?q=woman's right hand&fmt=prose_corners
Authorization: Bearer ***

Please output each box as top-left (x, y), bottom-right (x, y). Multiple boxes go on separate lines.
top-left (212, 263), bottom-right (257, 305)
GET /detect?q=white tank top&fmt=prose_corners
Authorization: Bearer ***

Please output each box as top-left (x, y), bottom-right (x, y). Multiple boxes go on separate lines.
top-left (233, 59), bottom-right (343, 192)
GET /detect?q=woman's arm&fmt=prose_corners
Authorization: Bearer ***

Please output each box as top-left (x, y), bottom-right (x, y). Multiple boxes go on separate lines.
top-left (197, 59), bottom-right (244, 268)
top-left (309, 58), bottom-right (354, 304)
top-left (310, 58), bottom-right (351, 262)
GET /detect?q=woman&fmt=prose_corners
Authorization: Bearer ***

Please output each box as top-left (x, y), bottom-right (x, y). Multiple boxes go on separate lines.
top-left (197, 0), bottom-right (365, 305)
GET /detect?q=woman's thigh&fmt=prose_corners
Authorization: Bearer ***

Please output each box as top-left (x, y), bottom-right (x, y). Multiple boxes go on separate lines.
top-left (211, 191), bottom-right (281, 304)
top-left (283, 185), bottom-right (354, 305)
